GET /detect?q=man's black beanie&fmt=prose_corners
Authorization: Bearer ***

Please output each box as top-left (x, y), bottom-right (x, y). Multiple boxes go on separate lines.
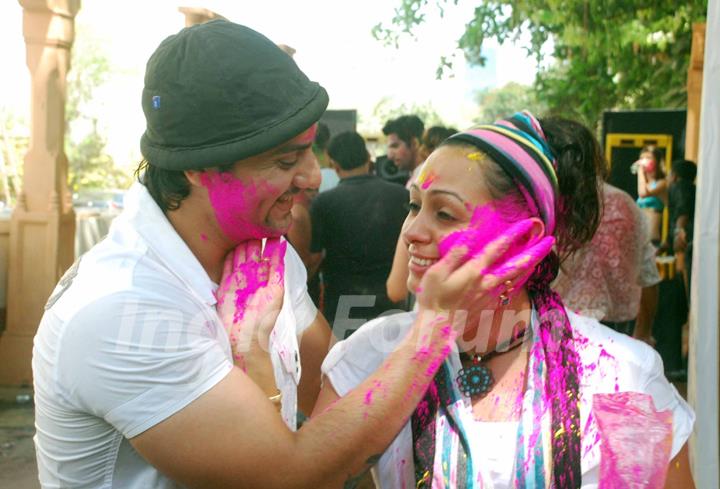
top-left (140, 19), bottom-right (329, 170)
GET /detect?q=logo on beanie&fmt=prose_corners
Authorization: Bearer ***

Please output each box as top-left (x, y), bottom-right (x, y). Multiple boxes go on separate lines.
top-left (152, 96), bottom-right (161, 110)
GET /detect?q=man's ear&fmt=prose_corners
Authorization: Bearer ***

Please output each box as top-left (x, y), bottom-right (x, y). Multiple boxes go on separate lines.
top-left (410, 137), bottom-right (420, 151)
top-left (329, 159), bottom-right (341, 173)
top-left (184, 170), bottom-right (206, 187)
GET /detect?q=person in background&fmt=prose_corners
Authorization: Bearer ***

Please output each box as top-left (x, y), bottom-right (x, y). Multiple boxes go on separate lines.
top-left (309, 131), bottom-right (409, 338)
top-left (635, 145), bottom-right (668, 246)
top-left (386, 125), bottom-right (458, 305)
top-left (382, 115), bottom-right (425, 188)
top-left (31, 20), bottom-right (490, 488)
top-left (314, 122), bottom-right (339, 193)
top-left (668, 159), bottom-right (697, 293)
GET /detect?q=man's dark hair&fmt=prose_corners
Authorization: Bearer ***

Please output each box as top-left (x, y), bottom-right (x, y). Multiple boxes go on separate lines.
top-left (327, 132), bottom-right (370, 171)
top-left (135, 159), bottom-right (233, 213)
top-left (382, 115), bottom-right (424, 147)
top-left (672, 159), bottom-right (697, 181)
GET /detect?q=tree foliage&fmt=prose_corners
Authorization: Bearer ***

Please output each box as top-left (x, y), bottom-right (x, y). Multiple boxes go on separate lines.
top-left (374, 0), bottom-right (708, 126)
top-left (474, 82), bottom-right (546, 124)
top-left (66, 32), bottom-right (131, 192)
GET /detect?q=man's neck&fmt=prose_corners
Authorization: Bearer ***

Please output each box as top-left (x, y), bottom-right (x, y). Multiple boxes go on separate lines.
top-left (337, 165), bottom-right (369, 180)
top-left (166, 198), bottom-right (233, 284)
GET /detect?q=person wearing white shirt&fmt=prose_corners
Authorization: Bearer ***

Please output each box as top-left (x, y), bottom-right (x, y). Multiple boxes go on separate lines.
top-left (32, 20), bottom-right (538, 488)
top-left (315, 113), bottom-right (695, 488)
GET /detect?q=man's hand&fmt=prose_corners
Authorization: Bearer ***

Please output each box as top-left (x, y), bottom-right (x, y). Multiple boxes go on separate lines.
top-left (217, 238), bottom-right (286, 396)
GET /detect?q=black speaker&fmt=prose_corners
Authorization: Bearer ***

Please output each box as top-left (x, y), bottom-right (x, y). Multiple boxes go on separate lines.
top-left (374, 155), bottom-right (410, 186)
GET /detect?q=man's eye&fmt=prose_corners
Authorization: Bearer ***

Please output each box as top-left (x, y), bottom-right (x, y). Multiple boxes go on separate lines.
top-left (278, 159), bottom-right (298, 169)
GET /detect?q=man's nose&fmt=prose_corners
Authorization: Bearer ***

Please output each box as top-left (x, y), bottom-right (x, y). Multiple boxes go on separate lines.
top-left (294, 150), bottom-right (321, 190)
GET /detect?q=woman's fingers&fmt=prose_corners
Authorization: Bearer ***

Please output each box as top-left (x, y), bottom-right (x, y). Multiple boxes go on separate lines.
top-left (263, 238), bottom-right (287, 285)
top-left (246, 240), bottom-right (263, 263)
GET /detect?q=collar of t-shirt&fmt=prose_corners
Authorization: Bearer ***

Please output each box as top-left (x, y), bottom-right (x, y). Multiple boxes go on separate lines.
top-left (117, 183), bottom-right (218, 306)
top-left (339, 174), bottom-right (376, 185)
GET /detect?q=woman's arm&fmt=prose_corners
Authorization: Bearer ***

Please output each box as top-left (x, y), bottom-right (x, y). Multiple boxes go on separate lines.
top-left (664, 443), bottom-right (695, 488)
top-left (386, 237), bottom-right (409, 303)
top-left (644, 178), bottom-right (668, 198)
top-left (637, 168), bottom-right (650, 197)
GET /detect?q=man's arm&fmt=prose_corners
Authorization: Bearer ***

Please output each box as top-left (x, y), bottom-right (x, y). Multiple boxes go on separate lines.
top-left (297, 312), bottom-right (335, 415)
top-left (130, 313), bottom-right (454, 489)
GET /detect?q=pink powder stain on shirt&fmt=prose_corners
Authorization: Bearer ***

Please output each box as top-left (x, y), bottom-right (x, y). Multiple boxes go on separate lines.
top-left (200, 172), bottom-right (283, 243)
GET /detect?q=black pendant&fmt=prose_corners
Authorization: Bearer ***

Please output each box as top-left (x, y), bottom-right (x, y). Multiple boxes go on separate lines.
top-left (456, 361), bottom-right (494, 398)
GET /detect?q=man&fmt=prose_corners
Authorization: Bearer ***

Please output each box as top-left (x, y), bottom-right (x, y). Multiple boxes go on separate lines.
top-left (310, 131), bottom-right (409, 336)
top-left (382, 114), bottom-right (424, 187)
top-left (32, 20), bottom-right (475, 488)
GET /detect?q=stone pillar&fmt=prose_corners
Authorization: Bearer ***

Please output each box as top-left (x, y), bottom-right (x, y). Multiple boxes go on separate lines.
top-left (686, 23), bottom-right (705, 162)
top-left (178, 6), bottom-right (225, 27)
top-left (0, 0), bottom-right (79, 385)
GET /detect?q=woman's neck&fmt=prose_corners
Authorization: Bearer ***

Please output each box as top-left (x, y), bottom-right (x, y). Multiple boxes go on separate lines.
top-left (457, 289), bottom-right (533, 357)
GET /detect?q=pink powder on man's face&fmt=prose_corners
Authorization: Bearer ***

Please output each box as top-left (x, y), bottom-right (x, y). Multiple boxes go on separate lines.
top-left (296, 123), bottom-right (317, 145)
top-left (200, 233), bottom-right (208, 242)
top-left (200, 172), bottom-right (283, 242)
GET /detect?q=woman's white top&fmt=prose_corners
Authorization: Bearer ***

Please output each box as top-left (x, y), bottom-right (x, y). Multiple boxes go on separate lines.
top-left (322, 310), bottom-right (694, 489)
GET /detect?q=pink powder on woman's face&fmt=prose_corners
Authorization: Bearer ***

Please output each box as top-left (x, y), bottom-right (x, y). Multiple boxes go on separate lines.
top-left (200, 172), bottom-right (282, 242)
top-left (437, 200), bottom-right (552, 291)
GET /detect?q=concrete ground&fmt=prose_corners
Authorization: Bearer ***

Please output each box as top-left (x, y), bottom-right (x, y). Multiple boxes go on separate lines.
top-left (0, 386), bottom-right (39, 489)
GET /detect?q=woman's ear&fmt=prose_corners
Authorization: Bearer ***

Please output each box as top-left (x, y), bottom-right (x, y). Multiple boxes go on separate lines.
top-left (528, 217), bottom-right (546, 241)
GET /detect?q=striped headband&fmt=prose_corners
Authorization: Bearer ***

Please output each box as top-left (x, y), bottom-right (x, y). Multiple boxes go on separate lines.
top-left (447, 111), bottom-right (559, 234)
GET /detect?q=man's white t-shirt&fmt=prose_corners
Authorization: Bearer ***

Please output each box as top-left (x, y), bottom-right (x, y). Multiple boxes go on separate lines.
top-left (322, 310), bottom-right (694, 489)
top-left (32, 183), bottom-right (317, 488)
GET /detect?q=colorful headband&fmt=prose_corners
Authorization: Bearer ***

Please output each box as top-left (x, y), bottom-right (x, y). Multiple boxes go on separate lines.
top-left (446, 111), bottom-right (559, 234)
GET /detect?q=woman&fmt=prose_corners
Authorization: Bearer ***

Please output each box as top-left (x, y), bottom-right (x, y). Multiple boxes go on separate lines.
top-left (635, 146), bottom-right (668, 247)
top-left (313, 113), bottom-right (694, 488)
top-left (386, 125), bottom-right (458, 304)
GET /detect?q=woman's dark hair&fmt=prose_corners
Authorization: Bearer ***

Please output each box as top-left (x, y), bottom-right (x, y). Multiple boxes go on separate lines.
top-left (640, 145), bottom-right (667, 179)
top-left (422, 126), bottom-right (457, 154)
top-left (540, 116), bottom-right (603, 257)
top-left (135, 160), bottom-right (233, 213)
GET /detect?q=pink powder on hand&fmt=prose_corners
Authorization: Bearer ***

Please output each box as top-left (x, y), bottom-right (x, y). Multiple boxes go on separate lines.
top-left (593, 392), bottom-right (673, 488)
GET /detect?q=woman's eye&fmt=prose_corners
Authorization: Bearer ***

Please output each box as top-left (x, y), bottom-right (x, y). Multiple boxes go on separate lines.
top-left (406, 202), bottom-right (420, 214)
top-left (437, 210), bottom-right (456, 221)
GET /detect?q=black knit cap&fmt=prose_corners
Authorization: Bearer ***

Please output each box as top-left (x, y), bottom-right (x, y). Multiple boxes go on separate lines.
top-left (140, 19), bottom-right (329, 170)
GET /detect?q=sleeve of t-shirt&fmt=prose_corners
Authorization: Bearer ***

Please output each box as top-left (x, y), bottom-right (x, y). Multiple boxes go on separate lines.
top-left (56, 292), bottom-right (233, 439)
top-left (322, 312), bottom-right (414, 396)
top-left (285, 241), bottom-right (317, 335)
top-left (309, 196), bottom-right (324, 254)
top-left (639, 346), bottom-right (695, 459)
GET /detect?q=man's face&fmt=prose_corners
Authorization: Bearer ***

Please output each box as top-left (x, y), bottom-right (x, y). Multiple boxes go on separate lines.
top-left (387, 133), bottom-right (416, 171)
top-left (198, 125), bottom-right (321, 243)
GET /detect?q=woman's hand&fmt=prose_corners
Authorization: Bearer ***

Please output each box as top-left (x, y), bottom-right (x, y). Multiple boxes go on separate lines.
top-left (416, 219), bottom-right (553, 314)
top-left (216, 239), bottom-right (286, 397)
top-left (412, 219), bottom-right (554, 357)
